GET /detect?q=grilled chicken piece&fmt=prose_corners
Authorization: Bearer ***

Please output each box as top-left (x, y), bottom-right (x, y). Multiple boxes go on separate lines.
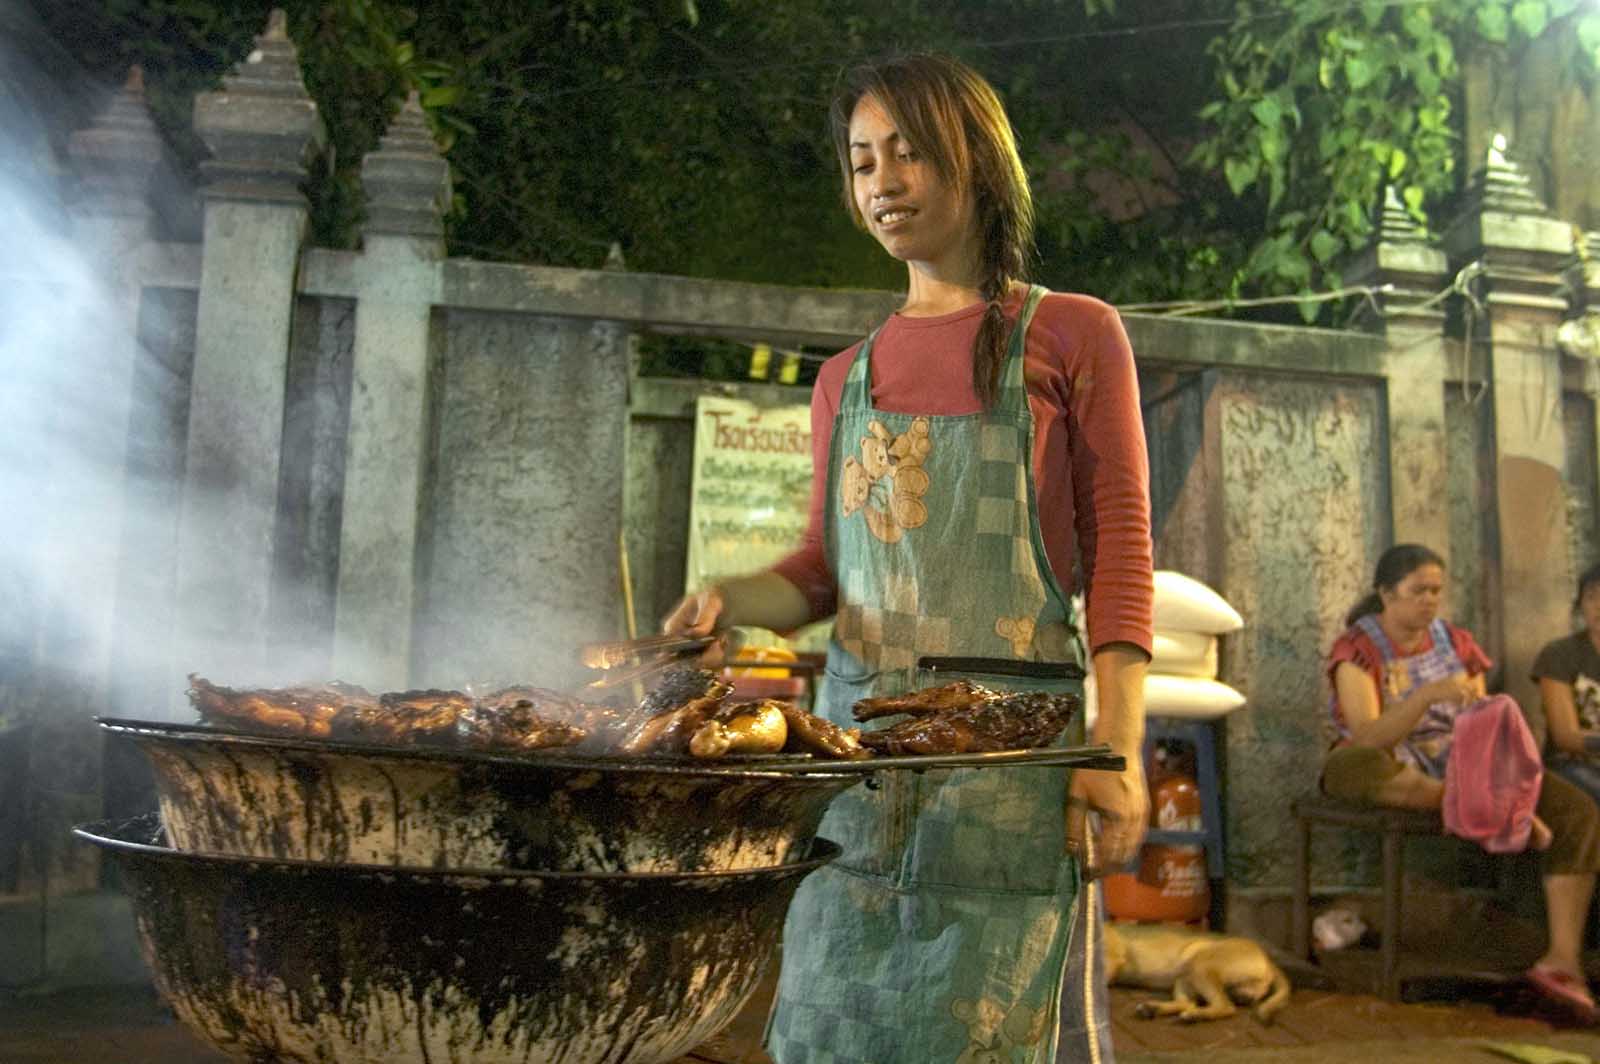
top-left (777, 703), bottom-right (872, 760)
top-left (857, 690), bottom-right (1078, 756)
top-left (690, 700), bottom-right (790, 759)
top-left (621, 692), bottom-right (730, 756)
top-left (339, 689), bottom-right (470, 745)
top-left (851, 679), bottom-right (998, 722)
top-left (188, 675), bottom-right (374, 739)
top-left (619, 668), bottom-right (733, 756)
top-left (459, 686), bottom-right (595, 752)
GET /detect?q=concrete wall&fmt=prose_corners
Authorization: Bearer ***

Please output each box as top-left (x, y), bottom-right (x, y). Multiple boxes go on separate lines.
top-left (413, 311), bottom-right (631, 692)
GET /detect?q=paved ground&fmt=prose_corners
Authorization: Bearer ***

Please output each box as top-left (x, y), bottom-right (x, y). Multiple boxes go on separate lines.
top-left (8, 974), bottom-right (1600, 1064)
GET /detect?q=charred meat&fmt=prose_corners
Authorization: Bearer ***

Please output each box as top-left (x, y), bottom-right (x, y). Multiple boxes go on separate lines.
top-left (188, 675), bottom-right (375, 739)
top-left (856, 690), bottom-right (1079, 756)
top-left (618, 669), bottom-right (733, 756)
top-left (638, 668), bottom-right (730, 717)
top-left (851, 679), bottom-right (999, 722)
top-left (335, 689), bottom-right (471, 745)
top-left (458, 687), bottom-right (596, 752)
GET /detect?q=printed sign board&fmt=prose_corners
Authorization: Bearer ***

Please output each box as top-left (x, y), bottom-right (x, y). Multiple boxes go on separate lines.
top-left (685, 394), bottom-right (828, 651)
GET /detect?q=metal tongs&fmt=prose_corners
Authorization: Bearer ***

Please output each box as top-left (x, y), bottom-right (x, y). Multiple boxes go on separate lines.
top-left (579, 633), bottom-right (726, 690)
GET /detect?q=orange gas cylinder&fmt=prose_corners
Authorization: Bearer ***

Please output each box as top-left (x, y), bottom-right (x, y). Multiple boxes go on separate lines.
top-left (1135, 770), bottom-right (1210, 920)
top-left (1103, 743), bottom-right (1211, 923)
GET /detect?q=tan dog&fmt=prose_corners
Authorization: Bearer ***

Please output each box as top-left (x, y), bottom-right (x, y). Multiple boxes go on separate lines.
top-left (1104, 921), bottom-right (1292, 1024)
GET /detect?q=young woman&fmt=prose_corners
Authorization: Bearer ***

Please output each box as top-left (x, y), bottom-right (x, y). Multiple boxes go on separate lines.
top-left (1324, 544), bottom-right (1600, 1019)
top-left (663, 54), bottom-right (1153, 1062)
top-left (1534, 563), bottom-right (1600, 805)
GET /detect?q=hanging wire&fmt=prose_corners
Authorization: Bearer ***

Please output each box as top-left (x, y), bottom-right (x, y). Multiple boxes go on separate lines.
top-left (729, 269), bottom-right (1483, 373)
top-left (1448, 260), bottom-right (1489, 407)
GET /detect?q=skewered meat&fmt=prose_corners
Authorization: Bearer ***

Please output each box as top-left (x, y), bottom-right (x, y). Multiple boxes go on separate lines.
top-left (689, 700), bottom-right (789, 759)
top-left (188, 675), bottom-right (375, 739)
top-left (851, 679), bottom-right (998, 721)
top-left (777, 703), bottom-right (871, 760)
top-left (857, 690), bottom-right (1079, 756)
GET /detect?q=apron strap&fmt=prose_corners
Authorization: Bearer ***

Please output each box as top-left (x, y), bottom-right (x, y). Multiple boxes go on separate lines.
top-left (839, 328), bottom-right (880, 411)
top-left (995, 284), bottom-right (1049, 414)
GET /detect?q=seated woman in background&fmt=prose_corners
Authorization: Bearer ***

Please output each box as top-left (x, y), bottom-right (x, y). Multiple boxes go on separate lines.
top-left (1534, 563), bottom-right (1600, 804)
top-left (1323, 543), bottom-right (1600, 1020)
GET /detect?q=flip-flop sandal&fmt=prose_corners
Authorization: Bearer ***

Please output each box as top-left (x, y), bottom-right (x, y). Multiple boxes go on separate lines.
top-left (1527, 964), bottom-right (1599, 1022)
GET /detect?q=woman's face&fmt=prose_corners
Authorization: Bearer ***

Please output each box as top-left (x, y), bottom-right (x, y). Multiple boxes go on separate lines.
top-left (1579, 582), bottom-right (1600, 635)
top-left (1380, 562), bottom-right (1445, 630)
top-left (847, 94), bottom-right (978, 277)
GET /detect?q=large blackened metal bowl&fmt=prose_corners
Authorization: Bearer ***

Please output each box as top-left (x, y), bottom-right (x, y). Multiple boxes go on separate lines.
top-left (100, 718), bottom-right (859, 873)
top-left (77, 815), bottom-right (838, 1064)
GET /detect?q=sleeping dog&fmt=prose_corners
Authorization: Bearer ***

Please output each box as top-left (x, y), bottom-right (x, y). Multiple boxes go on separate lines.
top-left (1104, 921), bottom-right (1292, 1024)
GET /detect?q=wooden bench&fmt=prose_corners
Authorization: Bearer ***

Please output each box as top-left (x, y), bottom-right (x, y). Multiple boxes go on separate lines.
top-left (1290, 794), bottom-right (1454, 1001)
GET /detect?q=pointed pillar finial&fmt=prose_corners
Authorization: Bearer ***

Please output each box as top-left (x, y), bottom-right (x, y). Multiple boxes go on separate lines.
top-left (360, 90), bottom-right (451, 243)
top-left (67, 64), bottom-right (166, 220)
top-left (192, 8), bottom-right (325, 204)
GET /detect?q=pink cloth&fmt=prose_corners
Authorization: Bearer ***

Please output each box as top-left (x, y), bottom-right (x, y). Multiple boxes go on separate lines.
top-left (1442, 694), bottom-right (1543, 853)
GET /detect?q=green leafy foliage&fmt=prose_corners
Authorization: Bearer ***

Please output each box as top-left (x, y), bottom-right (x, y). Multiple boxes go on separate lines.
top-left (32, 0), bottom-right (1600, 346)
top-left (1193, 0), bottom-right (1599, 322)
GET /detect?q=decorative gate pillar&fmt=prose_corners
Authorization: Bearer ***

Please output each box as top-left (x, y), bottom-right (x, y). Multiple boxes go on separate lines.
top-left (1564, 233), bottom-right (1600, 527)
top-left (333, 93), bottom-right (449, 689)
top-left (64, 67), bottom-right (167, 693)
top-left (1345, 186), bottom-right (1451, 552)
top-left (177, 10), bottom-right (324, 681)
top-left (1444, 136), bottom-right (1575, 713)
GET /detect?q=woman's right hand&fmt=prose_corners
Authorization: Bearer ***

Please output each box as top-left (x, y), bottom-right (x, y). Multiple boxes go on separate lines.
top-left (662, 586), bottom-right (727, 638)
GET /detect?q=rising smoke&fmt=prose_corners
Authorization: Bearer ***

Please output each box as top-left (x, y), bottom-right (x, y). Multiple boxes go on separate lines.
top-left (0, 2), bottom-right (298, 724)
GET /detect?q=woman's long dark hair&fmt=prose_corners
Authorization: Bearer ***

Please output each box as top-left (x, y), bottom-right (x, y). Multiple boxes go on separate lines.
top-left (1344, 543), bottom-right (1446, 628)
top-left (1574, 561), bottom-right (1600, 613)
top-left (828, 54), bottom-right (1034, 409)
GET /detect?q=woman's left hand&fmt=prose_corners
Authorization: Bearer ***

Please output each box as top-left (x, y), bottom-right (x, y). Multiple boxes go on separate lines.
top-left (1066, 756), bottom-right (1148, 878)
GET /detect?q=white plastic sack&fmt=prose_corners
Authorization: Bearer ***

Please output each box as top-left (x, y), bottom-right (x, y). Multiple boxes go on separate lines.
top-left (1143, 674), bottom-right (1247, 720)
top-left (1153, 571), bottom-right (1244, 635)
top-left (1149, 630), bottom-right (1218, 679)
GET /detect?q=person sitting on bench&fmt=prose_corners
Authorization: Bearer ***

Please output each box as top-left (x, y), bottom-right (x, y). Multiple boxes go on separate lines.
top-left (1321, 543), bottom-right (1600, 1021)
top-left (1534, 562), bottom-right (1600, 808)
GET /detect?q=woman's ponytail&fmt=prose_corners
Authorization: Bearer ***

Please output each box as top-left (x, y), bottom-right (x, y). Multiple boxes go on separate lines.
top-left (1343, 592), bottom-right (1384, 629)
top-left (971, 210), bottom-right (1023, 408)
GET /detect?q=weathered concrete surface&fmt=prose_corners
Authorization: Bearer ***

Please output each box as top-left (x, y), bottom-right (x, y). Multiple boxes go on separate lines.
top-left (412, 311), bottom-right (630, 692)
top-left (1565, 391), bottom-right (1599, 582)
top-left (1384, 347), bottom-right (1451, 552)
top-left (333, 239), bottom-right (442, 688)
top-left (1446, 388), bottom-right (1499, 659)
top-left (299, 250), bottom-right (904, 349)
top-left (1128, 313), bottom-right (1389, 378)
top-left (269, 295), bottom-right (354, 679)
top-left (174, 201), bottom-right (306, 683)
top-left (1214, 373), bottom-right (1390, 889)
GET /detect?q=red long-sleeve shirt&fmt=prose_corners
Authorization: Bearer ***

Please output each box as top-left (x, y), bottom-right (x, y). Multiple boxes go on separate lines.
top-left (770, 288), bottom-right (1154, 656)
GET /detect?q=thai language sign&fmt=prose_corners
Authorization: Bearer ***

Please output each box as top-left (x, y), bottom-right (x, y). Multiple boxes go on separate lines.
top-left (685, 394), bottom-right (826, 650)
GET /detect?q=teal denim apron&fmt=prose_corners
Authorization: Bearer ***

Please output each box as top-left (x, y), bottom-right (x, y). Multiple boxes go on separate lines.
top-left (766, 286), bottom-right (1096, 1063)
